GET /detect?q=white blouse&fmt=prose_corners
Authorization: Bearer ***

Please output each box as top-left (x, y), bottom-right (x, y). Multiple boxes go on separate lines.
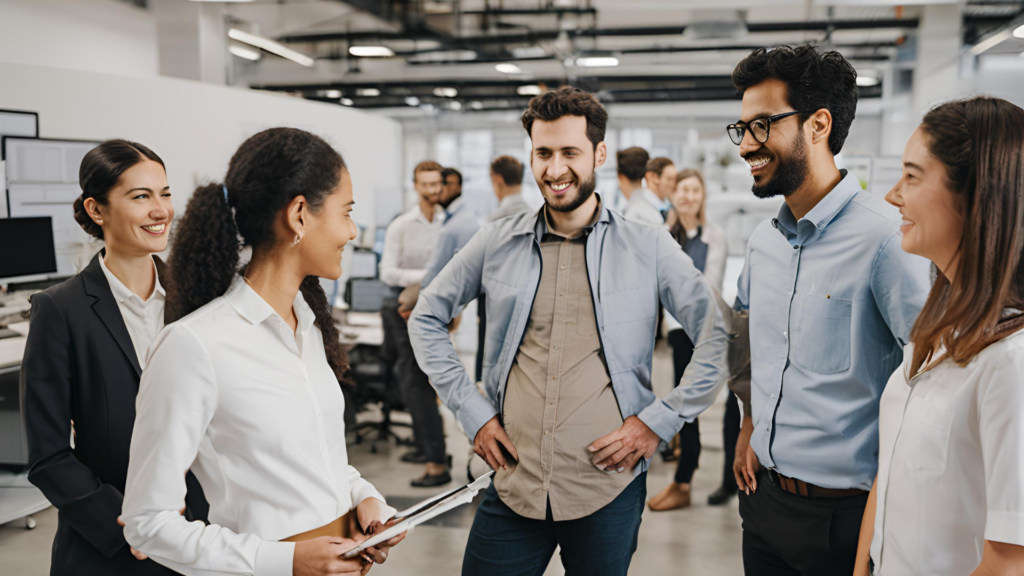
top-left (98, 254), bottom-right (165, 369)
top-left (122, 276), bottom-right (392, 576)
top-left (870, 329), bottom-right (1024, 575)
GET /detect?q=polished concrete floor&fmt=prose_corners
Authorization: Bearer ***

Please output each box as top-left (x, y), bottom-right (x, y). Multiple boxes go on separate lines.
top-left (0, 343), bottom-right (743, 575)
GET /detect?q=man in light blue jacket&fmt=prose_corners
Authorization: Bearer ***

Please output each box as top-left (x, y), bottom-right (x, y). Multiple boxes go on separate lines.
top-left (409, 86), bottom-right (732, 575)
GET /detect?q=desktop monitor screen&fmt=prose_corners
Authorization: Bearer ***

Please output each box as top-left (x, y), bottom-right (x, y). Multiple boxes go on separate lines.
top-left (0, 217), bottom-right (57, 282)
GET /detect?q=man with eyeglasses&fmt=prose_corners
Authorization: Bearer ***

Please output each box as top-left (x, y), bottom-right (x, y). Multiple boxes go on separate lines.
top-left (727, 46), bottom-right (932, 575)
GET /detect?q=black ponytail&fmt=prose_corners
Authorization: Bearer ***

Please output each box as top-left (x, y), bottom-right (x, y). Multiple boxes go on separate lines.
top-left (165, 128), bottom-right (349, 380)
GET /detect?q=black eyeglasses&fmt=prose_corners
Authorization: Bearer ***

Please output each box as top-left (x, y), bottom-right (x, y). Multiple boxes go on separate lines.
top-left (726, 111), bottom-right (804, 146)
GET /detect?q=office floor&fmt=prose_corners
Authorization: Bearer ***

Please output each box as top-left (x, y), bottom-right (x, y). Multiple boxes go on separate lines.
top-left (0, 343), bottom-right (743, 575)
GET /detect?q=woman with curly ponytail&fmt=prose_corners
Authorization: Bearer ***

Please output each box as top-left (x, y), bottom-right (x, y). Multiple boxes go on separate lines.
top-left (122, 128), bottom-right (405, 576)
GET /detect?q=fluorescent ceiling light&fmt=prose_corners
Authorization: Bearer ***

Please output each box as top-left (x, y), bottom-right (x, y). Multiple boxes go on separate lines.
top-left (495, 63), bottom-right (523, 74)
top-left (517, 85), bottom-right (542, 96)
top-left (405, 96), bottom-right (421, 106)
top-left (228, 28), bottom-right (314, 67)
top-left (448, 101), bottom-right (463, 111)
top-left (340, 98), bottom-right (354, 106)
top-left (1015, 24), bottom-right (1024, 39)
top-left (356, 88), bottom-right (381, 97)
top-left (469, 101), bottom-right (484, 110)
top-left (349, 46), bottom-right (395, 57)
top-left (575, 56), bottom-right (619, 67)
top-left (408, 49), bottom-right (477, 63)
top-left (512, 46), bottom-right (547, 59)
top-left (228, 45), bottom-right (260, 61)
top-left (856, 76), bottom-right (880, 87)
top-left (322, 89), bottom-right (342, 98)
top-left (434, 87), bottom-right (458, 98)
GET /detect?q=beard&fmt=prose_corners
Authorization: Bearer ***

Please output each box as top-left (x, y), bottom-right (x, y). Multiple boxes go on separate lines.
top-left (543, 168), bottom-right (598, 213)
top-left (750, 136), bottom-right (809, 199)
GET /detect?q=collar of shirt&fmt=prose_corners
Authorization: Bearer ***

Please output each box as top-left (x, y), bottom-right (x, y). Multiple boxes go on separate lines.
top-left (444, 195), bottom-right (466, 221)
top-left (498, 193), bottom-right (523, 209)
top-left (98, 254), bottom-right (165, 305)
top-left (642, 187), bottom-right (672, 212)
top-left (773, 169), bottom-right (859, 247)
top-left (539, 196), bottom-right (603, 241)
top-left (224, 275), bottom-right (317, 336)
top-left (412, 204), bottom-right (445, 226)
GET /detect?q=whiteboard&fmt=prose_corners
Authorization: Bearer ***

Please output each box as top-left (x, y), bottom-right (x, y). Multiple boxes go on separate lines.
top-left (3, 137), bottom-right (102, 277)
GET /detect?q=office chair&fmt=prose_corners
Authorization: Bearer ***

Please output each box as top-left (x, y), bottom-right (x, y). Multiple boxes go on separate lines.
top-left (346, 343), bottom-right (415, 453)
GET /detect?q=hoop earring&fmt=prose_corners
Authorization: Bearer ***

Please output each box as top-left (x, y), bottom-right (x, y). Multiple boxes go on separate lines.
top-left (293, 234), bottom-right (302, 246)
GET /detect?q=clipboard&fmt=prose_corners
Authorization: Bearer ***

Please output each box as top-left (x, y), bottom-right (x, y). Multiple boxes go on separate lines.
top-left (340, 471), bottom-right (494, 558)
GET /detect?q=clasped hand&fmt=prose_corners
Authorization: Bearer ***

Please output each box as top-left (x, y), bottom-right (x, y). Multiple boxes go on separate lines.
top-left (294, 498), bottom-right (407, 576)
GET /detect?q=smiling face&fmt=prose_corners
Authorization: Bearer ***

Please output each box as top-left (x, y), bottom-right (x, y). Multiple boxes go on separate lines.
top-left (529, 115), bottom-right (607, 213)
top-left (414, 169), bottom-right (443, 205)
top-left (647, 164), bottom-right (678, 200)
top-left (738, 78), bottom-right (810, 199)
top-left (671, 176), bottom-right (705, 221)
top-left (88, 159), bottom-right (174, 256)
top-left (885, 126), bottom-right (965, 273)
top-left (301, 168), bottom-right (358, 281)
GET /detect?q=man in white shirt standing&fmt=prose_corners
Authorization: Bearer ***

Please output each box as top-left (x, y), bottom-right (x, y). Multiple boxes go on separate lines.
top-left (623, 157), bottom-right (677, 226)
top-left (615, 147), bottom-right (649, 213)
top-left (379, 161), bottom-right (447, 479)
top-left (487, 156), bottom-right (532, 223)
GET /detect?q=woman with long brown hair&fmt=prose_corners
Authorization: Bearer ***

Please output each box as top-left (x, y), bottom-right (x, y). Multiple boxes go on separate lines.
top-left (853, 96), bottom-right (1024, 575)
top-left (121, 128), bottom-right (404, 576)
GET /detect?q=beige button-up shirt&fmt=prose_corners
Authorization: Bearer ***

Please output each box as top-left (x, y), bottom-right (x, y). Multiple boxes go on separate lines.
top-left (496, 205), bottom-right (633, 521)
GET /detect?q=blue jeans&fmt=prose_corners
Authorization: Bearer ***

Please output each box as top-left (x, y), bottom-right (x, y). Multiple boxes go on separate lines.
top-left (462, 472), bottom-right (647, 576)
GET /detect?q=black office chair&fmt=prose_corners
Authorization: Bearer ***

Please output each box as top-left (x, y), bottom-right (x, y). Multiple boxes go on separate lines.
top-left (346, 340), bottom-right (415, 453)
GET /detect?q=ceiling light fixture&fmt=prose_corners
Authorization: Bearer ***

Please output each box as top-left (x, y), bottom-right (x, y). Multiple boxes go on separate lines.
top-left (349, 46), bottom-right (396, 57)
top-left (228, 28), bottom-right (314, 67)
top-left (511, 46), bottom-right (547, 59)
top-left (405, 96), bottom-right (421, 106)
top-left (356, 88), bottom-right (381, 97)
top-left (322, 89), bottom-right (342, 98)
top-left (1014, 24), bottom-right (1024, 38)
top-left (495, 63), bottom-right (523, 74)
top-left (517, 85), bottom-right (543, 96)
top-left (448, 101), bottom-right (463, 111)
top-left (228, 45), bottom-right (260, 61)
top-left (575, 56), bottom-right (619, 68)
top-left (856, 76), bottom-right (880, 87)
top-left (340, 98), bottom-right (354, 106)
top-left (434, 87), bottom-right (458, 98)
top-left (469, 101), bottom-right (484, 110)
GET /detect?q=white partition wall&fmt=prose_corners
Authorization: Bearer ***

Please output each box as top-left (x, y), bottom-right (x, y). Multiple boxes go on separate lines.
top-left (0, 61), bottom-right (402, 280)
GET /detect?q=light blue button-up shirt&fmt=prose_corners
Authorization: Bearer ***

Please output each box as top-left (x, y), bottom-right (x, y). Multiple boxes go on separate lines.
top-left (736, 170), bottom-right (932, 490)
top-left (420, 196), bottom-right (481, 289)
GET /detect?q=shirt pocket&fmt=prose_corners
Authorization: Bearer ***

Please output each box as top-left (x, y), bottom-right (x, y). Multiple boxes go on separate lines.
top-left (903, 396), bottom-right (956, 473)
top-left (791, 292), bottom-right (853, 375)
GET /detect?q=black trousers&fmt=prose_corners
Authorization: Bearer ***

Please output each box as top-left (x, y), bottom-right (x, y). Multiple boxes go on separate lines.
top-left (668, 330), bottom-right (741, 487)
top-left (381, 295), bottom-right (446, 464)
top-left (738, 469), bottom-right (867, 576)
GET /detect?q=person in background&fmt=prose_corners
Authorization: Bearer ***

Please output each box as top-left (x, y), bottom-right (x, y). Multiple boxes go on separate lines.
top-left (729, 45), bottom-right (932, 575)
top-left (623, 157), bottom-right (676, 225)
top-left (648, 168), bottom-right (734, 512)
top-left (409, 86), bottom-right (732, 576)
top-left (121, 128), bottom-right (404, 576)
top-left (22, 139), bottom-right (207, 576)
top-left (379, 162), bottom-right (445, 472)
top-left (853, 96), bottom-right (1024, 576)
top-left (615, 146), bottom-right (649, 213)
top-left (487, 156), bottom-right (531, 223)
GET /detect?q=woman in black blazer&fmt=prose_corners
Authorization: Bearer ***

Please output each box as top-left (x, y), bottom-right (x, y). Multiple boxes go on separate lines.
top-left (21, 139), bottom-right (206, 576)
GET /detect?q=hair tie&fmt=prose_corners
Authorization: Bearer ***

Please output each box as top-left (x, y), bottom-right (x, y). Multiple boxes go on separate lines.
top-left (222, 184), bottom-right (230, 204)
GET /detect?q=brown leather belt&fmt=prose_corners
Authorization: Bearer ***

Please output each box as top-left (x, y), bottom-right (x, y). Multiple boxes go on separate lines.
top-left (281, 510), bottom-right (359, 543)
top-left (766, 469), bottom-right (867, 499)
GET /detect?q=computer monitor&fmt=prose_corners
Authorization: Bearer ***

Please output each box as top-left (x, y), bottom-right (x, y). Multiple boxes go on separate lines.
top-left (0, 217), bottom-right (57, 284)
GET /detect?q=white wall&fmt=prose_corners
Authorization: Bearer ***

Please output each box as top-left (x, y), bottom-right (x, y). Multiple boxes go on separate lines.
top-left (0, 61), bottom-right (402, 285)
top-left (0, 0), bottom-right (159, 78)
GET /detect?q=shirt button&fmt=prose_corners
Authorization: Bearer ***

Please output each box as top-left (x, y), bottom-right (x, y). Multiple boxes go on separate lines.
top-left (794, 245), bottom-right (801, 250)
top-left (553, 345), bottom-right (558, 349)
top-left (783, 331), bottom-right (788, 336)
top-left (560, 265), bottom-right (566, 270)
top-left (544, 431), bottom-right (551, 435)
top-left (770, 394), bottom-right (775, 398)
top-left (552, 376), bottom-right (557, 380)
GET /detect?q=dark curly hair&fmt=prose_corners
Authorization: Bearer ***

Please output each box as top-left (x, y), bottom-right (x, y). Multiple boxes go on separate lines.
top-left (165, 127), bottom-right (349, 380)
top-left (74, 139), bottom-right (165, 240)
top-left (732, 45), bottom-right (858, 156)
top-left (616, 147), bottom-right (649, 181)
top-left (522, 85), bottom-right (608, 149)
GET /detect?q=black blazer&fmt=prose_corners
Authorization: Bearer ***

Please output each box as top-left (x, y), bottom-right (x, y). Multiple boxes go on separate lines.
top-left (21, 251), bottom-right (207, 576)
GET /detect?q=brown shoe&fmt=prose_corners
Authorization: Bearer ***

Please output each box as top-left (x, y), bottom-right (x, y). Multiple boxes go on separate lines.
top-left (648, 483), bottom-right (691, 511)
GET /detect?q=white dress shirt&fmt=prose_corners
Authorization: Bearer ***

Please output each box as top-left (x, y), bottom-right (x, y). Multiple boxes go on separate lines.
top-left (98, 255), bottom-right (165, 370)
top-left (122, 276), bottom-right (393, 576)
top-left (870, 326), bottom-right (1024, 575)
top-left (621, 187), bottom-right (668, 227)
top-left (379, 205), bottom-right (444, 288)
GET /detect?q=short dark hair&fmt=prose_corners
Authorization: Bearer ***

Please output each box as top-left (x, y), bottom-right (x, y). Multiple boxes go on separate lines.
top-left (645, 157), bottom-right (675, 177)
top-left (616, 147), bottom-right (650, 181)
top-left (75, 139), bottom-right (165, 240)
top-left (521, 85), bottom-right (608, 149)
top-left (732, 45), bottom-right (858, 156)
top-left (441, 167), bottom-right (462, 186)
top-left (413, 160), bottom-right (443, 182)
top-left (490, 156), bottom-right (523, 186)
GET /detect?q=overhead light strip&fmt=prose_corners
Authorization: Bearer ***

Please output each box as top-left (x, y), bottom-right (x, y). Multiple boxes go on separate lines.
top-left (228, 28), bottom-right (315, 67)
